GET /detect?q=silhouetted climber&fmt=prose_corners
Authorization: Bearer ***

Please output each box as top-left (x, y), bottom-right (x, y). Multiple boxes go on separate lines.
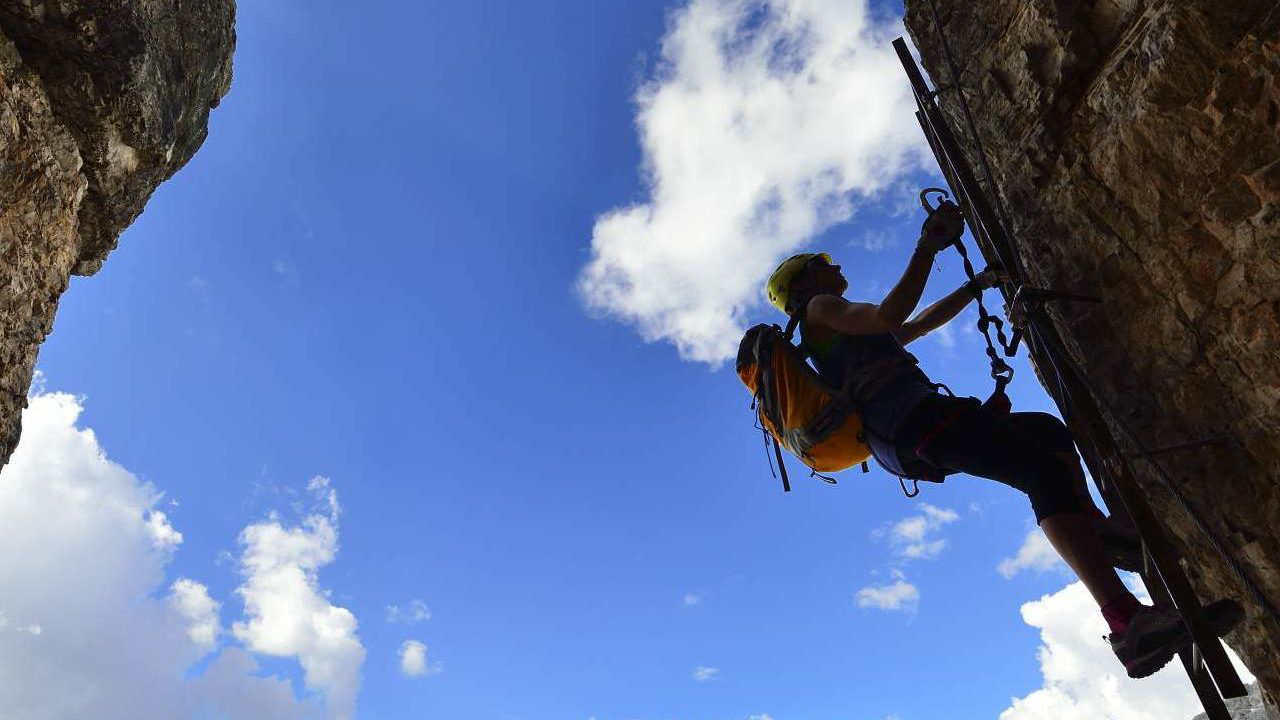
top-left (755, 202), bottom-right (1240, 678)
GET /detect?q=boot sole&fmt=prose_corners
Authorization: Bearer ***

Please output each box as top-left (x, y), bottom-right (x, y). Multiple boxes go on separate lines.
top-left (1122, 599), bottom-right (1245, 679)
top-left (1123, 634), bottom-right (1189, 678)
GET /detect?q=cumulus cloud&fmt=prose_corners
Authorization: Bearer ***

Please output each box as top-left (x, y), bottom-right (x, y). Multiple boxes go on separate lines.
top-left (877, 503), bottom-right (958, 560)
top-left (855, 570), bottom-right (920, 612)
top-left (189, 647), bottom-right (325, 719)
top-left (386, 598), bottom-right (432, 624)
top-left (578, 0), bottom-right (927, 363)
top-left (693, 665), bottom-right (720, 682)
top-left (997, 529), bottom-right (1067, 579)
top-left (0, 386), bottom-right (322, 719)
top-left (233, 477), bottom-right (366, 720)
top-left (146, 509), bottom-right (184, 549)
top-left (1000, 582), bottom-right (1254, 720)
top-left (169, 578), bottom-right (222, 650)
top-left (399, 639), bottom-right (440, 678)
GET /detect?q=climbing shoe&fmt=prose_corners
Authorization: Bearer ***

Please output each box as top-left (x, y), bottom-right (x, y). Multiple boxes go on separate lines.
top-left (1110, 599), bottom-right (1246, 679)
top-left (1110, 604), bottom-right (1191, 678)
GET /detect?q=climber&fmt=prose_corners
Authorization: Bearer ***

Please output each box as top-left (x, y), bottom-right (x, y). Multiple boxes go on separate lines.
top-left (765, 204), bottom-right (1236, 679)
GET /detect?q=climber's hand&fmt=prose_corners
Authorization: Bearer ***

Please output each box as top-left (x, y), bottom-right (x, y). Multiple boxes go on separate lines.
top-left (917, 201), bottom-right (966, 255)
top-left (969, 269), bottom-right (1007, 291)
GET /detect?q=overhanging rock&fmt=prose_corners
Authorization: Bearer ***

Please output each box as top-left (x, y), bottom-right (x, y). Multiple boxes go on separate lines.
top-left (0, 1), bottom-right (235, 467)
top-left (903, 0), bottom-right (1280, 706)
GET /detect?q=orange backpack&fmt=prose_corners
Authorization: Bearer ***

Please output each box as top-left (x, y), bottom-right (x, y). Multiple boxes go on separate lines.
top-left (736, 322), bottom-right (870, 491)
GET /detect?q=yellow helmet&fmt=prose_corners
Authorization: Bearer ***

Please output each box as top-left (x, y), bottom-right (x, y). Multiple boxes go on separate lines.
top-left (766, 252), bottom-right (831, 314)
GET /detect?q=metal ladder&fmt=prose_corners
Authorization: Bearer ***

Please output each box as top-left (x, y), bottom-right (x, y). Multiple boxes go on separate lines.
top-left (893, 36), bottom-right (1248, 719)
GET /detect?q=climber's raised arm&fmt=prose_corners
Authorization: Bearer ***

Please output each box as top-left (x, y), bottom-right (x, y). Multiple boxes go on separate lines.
top-left (894, 269), bottom-right (1004, 345)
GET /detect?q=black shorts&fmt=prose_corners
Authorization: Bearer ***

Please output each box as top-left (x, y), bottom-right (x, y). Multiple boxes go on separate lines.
top-left (893, 393), bottom-right (1087, 523)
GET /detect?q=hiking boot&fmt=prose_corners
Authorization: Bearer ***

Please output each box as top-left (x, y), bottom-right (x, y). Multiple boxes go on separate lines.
top-left (1110, 604), bottom-right (1191, 678)
top-left (1110, 599), bottom-right (1246, 679)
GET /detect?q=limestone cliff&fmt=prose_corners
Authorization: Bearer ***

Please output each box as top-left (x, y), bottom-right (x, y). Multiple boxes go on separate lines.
top-left (0, 1), bottom-right (234, 464)
top-left (903, 0), bottom-right (1280, 706)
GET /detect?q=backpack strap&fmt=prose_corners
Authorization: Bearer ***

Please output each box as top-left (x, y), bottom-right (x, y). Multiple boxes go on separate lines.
top-left (751, 326), bottom-right (793, 493)
top-left (783, 311), bottom-right (802, 342)
top-left (772, 434), bottom-right (791, 493)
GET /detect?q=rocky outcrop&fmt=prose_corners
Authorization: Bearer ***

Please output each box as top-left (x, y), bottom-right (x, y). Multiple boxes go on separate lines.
top-left (1192, 684), bottom-right (1278, 720)
top-left (903, 0), bottom-right (1280, 706)
top-left (0, 1), bottom-right (234, 464)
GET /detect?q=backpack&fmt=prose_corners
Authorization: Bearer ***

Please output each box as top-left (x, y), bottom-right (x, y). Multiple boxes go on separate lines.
top-left (736, 322), bottom-right (871, 491)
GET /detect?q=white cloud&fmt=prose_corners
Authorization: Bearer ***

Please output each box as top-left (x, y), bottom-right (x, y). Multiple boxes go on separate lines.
top-left (146, 509), bottom-right (184, 549)
top-left (748, 714), bottom-right (775, 720)
top-left (399, 639), bottom-right (439, 678)
top-left (931, 320), bottom-right (957, 349)
top-left (386, 598), bottom-right (432, 624)
top-left (578, 0), bottom-right (927, 364)
top-left (232, 478), bottom-right (366, 720)
top-left (693, 665), bottom-right (720, 682)
top-left (854, 229), bottom-right (895, 252)
top-left (0, 387), bottom-right (322, 719)
top-left (855, 570), bottom-right (920, 612)
top-left (900, 538), bottom-right (946, 559)
top-left (188, 647), bottom-right (324, 719)
top-left (921, 503), bottom-right (959, 525)
top-left (169, 578), bottom-right (222, 650)
top-left (1000, 582), bottom-right (1254, 720)
top-left (997, 529), bottom-right (1067, 579)
top-left (879, 503), bottom-right (958, 560)
top-left (683, 592), bottom-right (702, 606)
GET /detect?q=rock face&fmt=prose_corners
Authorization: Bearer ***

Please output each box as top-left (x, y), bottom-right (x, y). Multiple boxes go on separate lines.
top-left (1191, 683), bottom-right (1279, 720)
top-left (0, 1), bottom-right (234, 463)
top-left (903, 0), bottom-right (1280, 706)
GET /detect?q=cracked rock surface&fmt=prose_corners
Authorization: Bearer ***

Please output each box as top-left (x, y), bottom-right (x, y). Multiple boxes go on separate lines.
top-left (904, 0), bottom-right (1280, 706)
top-left (0, 1), bottom-right (234, 466)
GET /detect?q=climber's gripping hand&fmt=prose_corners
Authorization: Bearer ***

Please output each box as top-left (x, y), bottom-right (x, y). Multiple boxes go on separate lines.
top-left (917, 200), bottom-right (966, 255)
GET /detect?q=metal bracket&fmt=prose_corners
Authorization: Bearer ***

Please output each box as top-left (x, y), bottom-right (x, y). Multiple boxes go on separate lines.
top-left (1007, 285), bottom-right (1102, 330)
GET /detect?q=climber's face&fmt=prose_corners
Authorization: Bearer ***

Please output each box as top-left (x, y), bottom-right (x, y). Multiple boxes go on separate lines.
top-left (803, 255), bottom-right (848, 296)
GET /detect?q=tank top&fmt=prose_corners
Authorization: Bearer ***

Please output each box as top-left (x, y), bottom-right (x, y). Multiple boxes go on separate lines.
top-left (799, 323), bottom-right (939, 476)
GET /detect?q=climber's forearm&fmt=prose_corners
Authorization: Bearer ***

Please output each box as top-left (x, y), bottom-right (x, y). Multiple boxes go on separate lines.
top-left (878, 245), bottom-right (935, 326)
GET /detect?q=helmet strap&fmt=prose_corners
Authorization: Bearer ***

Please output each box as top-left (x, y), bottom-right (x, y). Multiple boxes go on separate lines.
top-left (783, 314), bottom-right (800, 340)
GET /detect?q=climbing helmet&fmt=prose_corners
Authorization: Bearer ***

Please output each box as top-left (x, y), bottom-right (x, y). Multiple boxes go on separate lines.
top-left (766, 252), bottom-right (831, 315)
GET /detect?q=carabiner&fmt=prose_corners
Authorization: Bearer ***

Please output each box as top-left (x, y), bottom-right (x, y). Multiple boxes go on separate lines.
top-left (919, 187), bottom-right (950, 214)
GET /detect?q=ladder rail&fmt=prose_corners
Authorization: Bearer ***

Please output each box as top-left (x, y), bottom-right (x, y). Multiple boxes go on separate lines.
top-left (892, 35), bottom-right (1249, 715)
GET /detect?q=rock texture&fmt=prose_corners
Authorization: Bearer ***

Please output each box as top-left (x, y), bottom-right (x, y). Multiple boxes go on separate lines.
top-left (1192, 684), bottom-right (1279, 720)
top-left (0, 1), bottom-right (233, 463)
top-left (903, 0), bottom-right (1280, 706)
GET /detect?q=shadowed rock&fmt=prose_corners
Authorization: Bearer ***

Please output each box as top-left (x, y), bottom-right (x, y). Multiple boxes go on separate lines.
top-left (904, 0), bottom-right (1280, 707)
top-left (0, 1), bottom-right (235, 466)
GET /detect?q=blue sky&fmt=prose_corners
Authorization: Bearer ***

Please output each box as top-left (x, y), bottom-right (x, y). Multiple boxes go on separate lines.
top-left (3, 1), bottom-right (1247, 719)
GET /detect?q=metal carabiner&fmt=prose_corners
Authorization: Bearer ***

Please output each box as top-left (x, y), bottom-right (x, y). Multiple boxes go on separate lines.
top-left (899, 476), bottom-right (921, 498)
top-left (919, 187), bottom-right (950, 213)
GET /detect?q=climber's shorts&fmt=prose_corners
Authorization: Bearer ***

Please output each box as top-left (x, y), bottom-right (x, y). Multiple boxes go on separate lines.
top-left (893, 393), bottom-right (1088, 523)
